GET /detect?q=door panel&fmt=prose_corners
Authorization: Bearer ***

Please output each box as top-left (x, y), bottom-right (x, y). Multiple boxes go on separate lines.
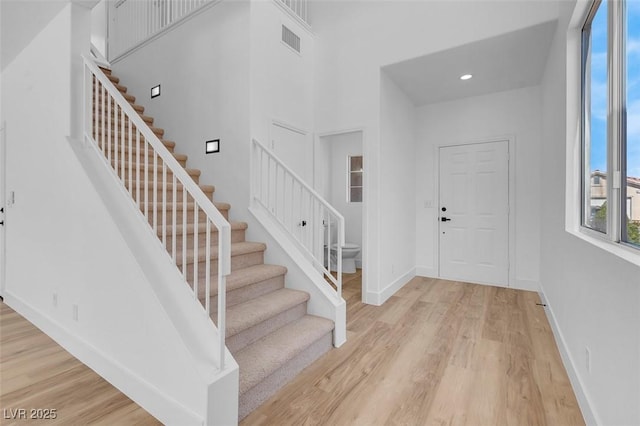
top-left (439, 141), bottom-right (509, 286)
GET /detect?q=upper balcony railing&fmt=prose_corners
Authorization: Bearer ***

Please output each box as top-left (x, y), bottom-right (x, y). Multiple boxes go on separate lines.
top-left (108, 0), bottom-right (310, 61)
top-left (108, 0), bottom-right (215, 61)
top-left (275, 0), bottom-right (309, 26)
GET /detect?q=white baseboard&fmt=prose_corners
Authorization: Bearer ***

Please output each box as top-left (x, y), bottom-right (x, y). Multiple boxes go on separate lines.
top-left (513, 279), bottom-right (540, 292)
top-left (365, 267), bottom-right (415, 306)
top-left (4, 292), bottom-right (203, 426)
top-left (415, 265), bottom-right (437, 278)
top-left (538, 289), bottom-right (599, 426)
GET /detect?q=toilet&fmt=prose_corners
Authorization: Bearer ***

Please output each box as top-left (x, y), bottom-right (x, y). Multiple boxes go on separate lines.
top-left (330, 243), bottom-right (361, 273)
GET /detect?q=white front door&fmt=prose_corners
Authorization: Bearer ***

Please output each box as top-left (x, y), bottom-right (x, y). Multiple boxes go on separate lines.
top-left (438, 141), bottom-right (509, 286)
top-left (0, 123), bottom-right (6, 297)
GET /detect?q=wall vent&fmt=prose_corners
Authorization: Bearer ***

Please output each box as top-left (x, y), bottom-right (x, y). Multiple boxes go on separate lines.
top-left (282, 25), bottom-right (301, 53)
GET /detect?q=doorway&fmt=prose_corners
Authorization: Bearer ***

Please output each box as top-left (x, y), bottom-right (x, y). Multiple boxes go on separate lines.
top-left (438, 140), bottom-right (509, 286)
top-left (316, 130), bottom-right (365, 298)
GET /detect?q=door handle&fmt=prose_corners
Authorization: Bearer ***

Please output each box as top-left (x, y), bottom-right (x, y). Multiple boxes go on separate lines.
top-left (441, 217), bottom-right (451, 222)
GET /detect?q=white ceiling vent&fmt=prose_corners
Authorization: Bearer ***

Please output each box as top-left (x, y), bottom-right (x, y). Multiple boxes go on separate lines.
top-left (282, 25), bottom-right (301, 53)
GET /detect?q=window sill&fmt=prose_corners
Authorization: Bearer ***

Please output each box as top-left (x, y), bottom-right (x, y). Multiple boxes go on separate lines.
top-left (569, 227), bottom-right (640, 268)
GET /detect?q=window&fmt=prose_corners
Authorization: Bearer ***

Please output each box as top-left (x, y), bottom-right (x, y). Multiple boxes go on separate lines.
top-left (581, 0), bottom-right (640, 247)
top-left (348, 155), bottom-right (363, 203)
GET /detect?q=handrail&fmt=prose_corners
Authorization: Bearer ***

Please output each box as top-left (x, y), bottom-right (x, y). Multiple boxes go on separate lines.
top-left (250, 138), bottom-right (345, 296)
top-left (90, 43), bottom-right (110, 70)
top-left (82, 54), bottom-right (231, 370)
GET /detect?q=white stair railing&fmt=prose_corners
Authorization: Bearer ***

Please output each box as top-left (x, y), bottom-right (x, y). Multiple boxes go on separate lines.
top-left (109, 0), bottom-right (215, 61)
top-left (82, 55), bottom-right (231, 371)
top-left (250, 139), bottom-right (344, 296)
top-left (275, 0), bottom-right (309, 25)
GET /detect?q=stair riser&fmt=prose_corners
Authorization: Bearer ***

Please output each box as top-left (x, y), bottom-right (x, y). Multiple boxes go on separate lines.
top-left (226, 302), bottom-right (307, 354)
top-left (238, 332), bottom-right (333, 420)
top-left (206, 274), bottom-right (285, 312)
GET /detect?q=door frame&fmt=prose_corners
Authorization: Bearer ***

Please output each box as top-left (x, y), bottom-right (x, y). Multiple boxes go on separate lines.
top-left (315, 127), bottom-right (367, 302)
top-left (435, 135), bottom-right (516, 288)
top-left (0, 121), bottom-right (6, 297)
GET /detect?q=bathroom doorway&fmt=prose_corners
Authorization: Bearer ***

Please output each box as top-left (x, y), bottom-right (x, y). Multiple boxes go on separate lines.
top-left (315, 129), bottom-right (365, 301)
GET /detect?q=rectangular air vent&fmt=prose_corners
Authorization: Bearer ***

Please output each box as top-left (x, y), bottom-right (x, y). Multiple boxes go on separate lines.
top-left (282, 25), bottom-right (301, 53)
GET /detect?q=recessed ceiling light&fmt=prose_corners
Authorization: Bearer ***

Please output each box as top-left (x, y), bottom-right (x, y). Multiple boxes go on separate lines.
top-left (460, 74), bottom-right (473, 80)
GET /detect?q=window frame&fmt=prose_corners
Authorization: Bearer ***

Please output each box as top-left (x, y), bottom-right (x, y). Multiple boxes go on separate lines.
top-left (580, 0), bottom-right (638, 250)
top-left (347, 155), bottom-right (363, 203)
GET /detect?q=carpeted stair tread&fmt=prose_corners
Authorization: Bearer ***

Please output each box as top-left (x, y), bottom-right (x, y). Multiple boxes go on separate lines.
top-left (164, 220), bottom-right (245, 237)
top-left (93, 111), bottom-right (153, 124)
top-left (94, 101), bottom-right (145, 114)
top-left (176, 241), bottom-right (266, 265)
top-left (142, 200), bottom-right (229, 211)
top-left (198, 264), bottom-right (286, 298)
top-left (113, 82), bottom-right (128, 92)
top-left (131, 180), bottom-right (213, 196)
top-left (110, 161), bottom-right (201, 177)
top-left (225, 288), bottom-right (309, 339)
top-left (236, 315), bottom-right (334, 394)
top-left (116, 151), bottom-right (187, 164)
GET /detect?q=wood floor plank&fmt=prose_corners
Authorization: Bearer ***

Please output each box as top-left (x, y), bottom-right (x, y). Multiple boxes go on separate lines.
top-left (1, 270), bottom-right (585, 426)
top-left (242, 272), bottom-right (585, 426)
top-left (0, 301), bottom-right (159, 425)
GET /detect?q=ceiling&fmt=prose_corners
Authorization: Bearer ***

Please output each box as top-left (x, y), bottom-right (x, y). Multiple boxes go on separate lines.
top-left (382, 20), bottom-right (558, 106)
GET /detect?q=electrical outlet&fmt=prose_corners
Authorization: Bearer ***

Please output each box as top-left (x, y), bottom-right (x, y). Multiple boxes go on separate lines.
top-left (52, 293), bottom-right (58, 307)
top-left (585, 347), bottom-right (591, 373)
top-left (424, 200), bottom-right (433, 208)
top-left (72, 305), bottom-right (79, 322)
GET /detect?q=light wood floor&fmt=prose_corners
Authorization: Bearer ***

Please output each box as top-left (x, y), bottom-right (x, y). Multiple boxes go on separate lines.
top-left (1, 274), bottom-right (585, 426)
top-left (0, 301), bottom-right (159, 425)
top-left (242, 272), bottom-right (585, 426)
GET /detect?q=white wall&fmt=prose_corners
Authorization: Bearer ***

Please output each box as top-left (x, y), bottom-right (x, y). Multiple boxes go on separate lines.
top-left (250, 1), bottom-right (315, 153)
top-left (376, 72), bottom-right (416, 303)
top-left (415, 86), bottom-right (542, 290)
top-left (90, 0), bottom-right (107, 56)
top-left (0, 0), bottom-right (67, 71)
top-left (0, 3), bottom-right (231, 424)
top-left (312, 0), bottom-right (561, 300)
top-left (539, 1), bottom-right (640, 424)
top-left (321, 131), bottom-right (363, 265)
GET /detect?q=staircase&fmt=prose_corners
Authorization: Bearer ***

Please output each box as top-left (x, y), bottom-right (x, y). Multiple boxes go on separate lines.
top-left (93, 67), bottom-right (335, 420)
